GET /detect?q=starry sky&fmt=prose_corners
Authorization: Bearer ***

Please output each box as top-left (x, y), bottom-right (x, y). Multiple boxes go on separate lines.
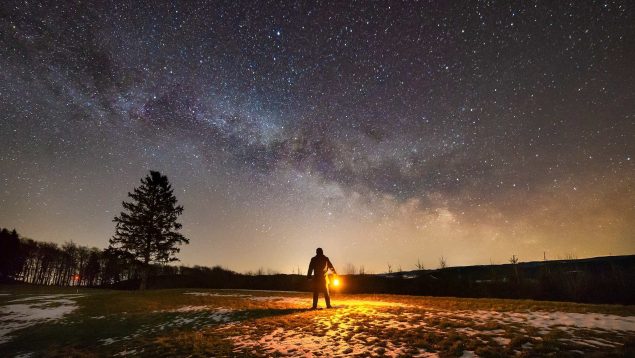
top-left (1, 1), bottom-right (634, 273)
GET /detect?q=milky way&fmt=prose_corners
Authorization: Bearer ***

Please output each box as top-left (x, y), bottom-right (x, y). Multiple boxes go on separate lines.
top-left (1, 1), bottom-right (633, 272)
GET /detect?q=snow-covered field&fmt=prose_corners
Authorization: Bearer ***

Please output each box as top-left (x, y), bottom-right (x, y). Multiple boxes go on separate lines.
top-left (0, 289), bottom-right (634, 357)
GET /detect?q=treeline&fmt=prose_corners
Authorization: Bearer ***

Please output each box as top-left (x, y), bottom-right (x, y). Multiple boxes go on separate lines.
top-left (3, 227), bottom-right (634, 304)
top-left (0, 227), bottom-right (137, 286)
top-left (0, 227), bottom-right (228, 288)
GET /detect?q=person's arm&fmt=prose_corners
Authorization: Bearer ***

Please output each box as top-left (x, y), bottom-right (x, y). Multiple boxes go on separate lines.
top-left (307, 259), bottom-right (314, 278)
top-left (327, 258), bottom-right (336, 275)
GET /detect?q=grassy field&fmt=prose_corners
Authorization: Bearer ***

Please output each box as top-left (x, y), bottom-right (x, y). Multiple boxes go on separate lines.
top-left (1, 285), bottom-right (634, 357)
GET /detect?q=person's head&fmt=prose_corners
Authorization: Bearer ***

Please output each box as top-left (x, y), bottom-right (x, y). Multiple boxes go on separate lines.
top-left (316, 247), bottom-right (323, 256)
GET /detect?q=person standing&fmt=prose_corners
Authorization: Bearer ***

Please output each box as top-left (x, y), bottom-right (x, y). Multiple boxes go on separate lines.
top-left (307, 247), bottom-right (337, 309)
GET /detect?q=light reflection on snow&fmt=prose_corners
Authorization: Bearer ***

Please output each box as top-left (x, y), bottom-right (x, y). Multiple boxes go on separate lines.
top-left (215, 292), bottom-right (635, 356)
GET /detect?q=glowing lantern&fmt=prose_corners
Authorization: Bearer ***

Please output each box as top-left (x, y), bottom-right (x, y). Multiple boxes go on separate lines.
top-left (329, 273), bottom-right (341, 288)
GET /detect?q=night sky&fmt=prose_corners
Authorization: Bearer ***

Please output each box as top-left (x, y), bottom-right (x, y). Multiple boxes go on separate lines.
top-left (1, 1), bottom-right (633, 273)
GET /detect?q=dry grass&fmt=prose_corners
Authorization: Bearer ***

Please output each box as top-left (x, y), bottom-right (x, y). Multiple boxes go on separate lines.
top-left (1, 287), bottom-right (634, 357)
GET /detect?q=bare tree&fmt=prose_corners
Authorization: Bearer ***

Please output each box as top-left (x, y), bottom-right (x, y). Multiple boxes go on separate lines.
top-left (438, 256), bottom-right (447, 269)
top-left (387, 263), bottom-right (393, 274)
top-left (563, 252), bottom-right (578, 260)
top-left (344, 263), bottom-right (357, 275)
top-left (415, 258), bottom-right (424, 270)
top-left (509, 254), bottom-right (520, 283)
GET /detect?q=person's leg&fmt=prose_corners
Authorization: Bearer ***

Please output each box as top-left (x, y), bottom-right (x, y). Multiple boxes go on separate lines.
top-left (324, 283), bottom-right (332, 308)
top-left (312, 290), bottom-right (318, 309)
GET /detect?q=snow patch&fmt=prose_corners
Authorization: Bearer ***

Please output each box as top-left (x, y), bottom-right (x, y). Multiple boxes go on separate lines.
top-left (8, 294), bottom-right (83, 303)
top-left (493, 336), bottom-right (511, 346)
top-left (114, 349), bottom-right (138, 356)
top-left (167, 305), bottom-right (210, 313)
top-left (184, 292), bottom-right (250, 298)
top-left (100, 338), bottom-right (118, 346)
top-left (0, 294), bottom-right (81, 344)
top-left (460, 309), bottom-right (635, 332)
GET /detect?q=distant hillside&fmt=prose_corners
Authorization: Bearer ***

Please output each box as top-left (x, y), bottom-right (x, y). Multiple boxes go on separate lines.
top-left (384, 254), bottom-right (635, 280)
top-left (113, 254), bottom-right (635, 305)
top-left (356, 254), bottom-right (635, 304)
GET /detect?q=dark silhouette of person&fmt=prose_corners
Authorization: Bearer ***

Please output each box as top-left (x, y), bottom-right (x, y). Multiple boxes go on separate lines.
top-left (307, 247), bottom-right (337, 309)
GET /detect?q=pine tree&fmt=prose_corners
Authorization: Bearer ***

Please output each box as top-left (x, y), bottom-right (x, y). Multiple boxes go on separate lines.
top-left (109, 171), bottom-right (188, 290)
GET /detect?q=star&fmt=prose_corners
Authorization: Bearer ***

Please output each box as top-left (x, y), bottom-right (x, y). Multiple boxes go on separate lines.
top-left (0, 1), bottom-right (632, 272)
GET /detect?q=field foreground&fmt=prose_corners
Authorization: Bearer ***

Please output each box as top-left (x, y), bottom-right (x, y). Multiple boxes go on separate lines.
top-left (1, 287), bottom-right (635, 357)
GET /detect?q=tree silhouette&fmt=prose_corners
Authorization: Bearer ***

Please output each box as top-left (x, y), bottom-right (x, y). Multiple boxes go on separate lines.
top-left (109, 171), bottom-right (188, 290)
top-left (415, 258), bottom-right (425, 270)
top-left (509, 254), bottom-right (520, 283)
top-left (439, 256), bottom-right (447, 269)
top-left (0, 228), bottom-right (21, 281)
